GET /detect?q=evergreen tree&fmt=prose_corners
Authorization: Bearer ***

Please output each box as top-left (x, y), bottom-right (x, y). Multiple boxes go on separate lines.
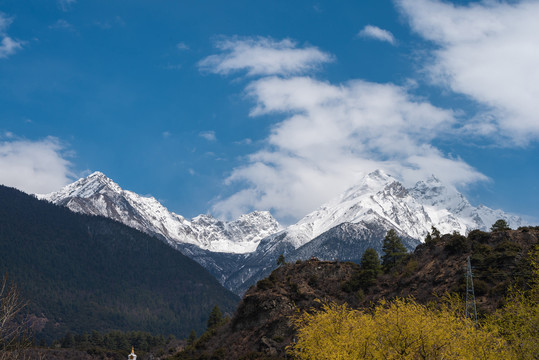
top-left (491, 219), bottom-right (510, 232)
top-left (381, 229), bottom-right (407, 271)
top-left (424, 232), bottom-right (434, 247)
top-left (360, 248), bottom-right (381, 271)
top-left (431, 226), bottom-right (441, 239)
top-left (358, 248), bottom-right (382, 288)
top-left (187, 329), bottom-right (197, 346)
top-left (425, 226), bottom-right (441, 247)
top-left (61, 332), bottom-right (75, 348)
top-left (207, 305), bottom-right (224, 330)
top-left (277, 253), bottom-right (286, 266)
top-left (90, 330), bottom-right (103, 347)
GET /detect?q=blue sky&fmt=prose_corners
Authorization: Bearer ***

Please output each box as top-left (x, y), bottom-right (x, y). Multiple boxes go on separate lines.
top-left (0, 0), bottom-right (538, 225)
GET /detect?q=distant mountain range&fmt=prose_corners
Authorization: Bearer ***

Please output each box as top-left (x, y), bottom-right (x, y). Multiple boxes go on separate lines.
top-left (38, 170), bottom-right (522, 294)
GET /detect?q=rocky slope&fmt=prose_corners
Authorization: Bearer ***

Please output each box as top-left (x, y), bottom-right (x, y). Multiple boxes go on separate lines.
top-left (173, 227), bottom-right (539, 360)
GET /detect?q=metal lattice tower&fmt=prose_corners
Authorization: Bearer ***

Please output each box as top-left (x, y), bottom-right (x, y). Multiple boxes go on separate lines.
top-left (465, 256), bottom-right (478, 324)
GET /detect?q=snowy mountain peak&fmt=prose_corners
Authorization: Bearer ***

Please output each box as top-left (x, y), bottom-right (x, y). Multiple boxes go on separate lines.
top-left (340, 170), bottom-right (394, 203)
top-left (38, 171), bottom-right (122, 203)
top-left (37, 172), bottom-right (280, 254)
top-left (224, 169), bottom-right (524, 294)
top-left (257, 169), bottom-right (522, 254)
top-left (410, 176), bottom-right (471, 215)
top-left (87, 170), bottom-right (107, 179)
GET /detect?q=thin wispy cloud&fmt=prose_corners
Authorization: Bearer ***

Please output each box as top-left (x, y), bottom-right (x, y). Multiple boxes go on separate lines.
top-left (58, 0), bottom-right (77, 12)
top-left (95, 16), bottom-right (126, 30)
top-left (358, 25), bottom-right (396, 45)
top-left (177, 42), bottom-right (189, 51)
top-left (398, 0), bottom-right (539, 145)
top-left (0, 137), bottom-right (74, 194)
top-left (162, 63), bottom-right (182, 70)
top-left (0, 13), bottom-right (23, 59)
top-left (199, 130), bottom-right (217, 141)
top-left (198, 36), bottom-right (334, 76)
top-left (204, 37), bottom-right (486, 222)
top-left (0, 13), bottom-right (10, 33)
top-left (49, 19), bottom-right (75, 31)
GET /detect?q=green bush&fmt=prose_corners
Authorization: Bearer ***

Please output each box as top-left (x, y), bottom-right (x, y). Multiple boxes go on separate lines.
top-left (468, 229), bottom-right (490, 244)
top-left (444, 233), bottom-right (469, 254)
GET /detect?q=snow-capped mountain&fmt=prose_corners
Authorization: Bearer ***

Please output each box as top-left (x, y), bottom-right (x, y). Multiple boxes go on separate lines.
top-left (37, 172), bottom-right (281, 254)
top-left (37, 169), bottom-right (523, 295)
top-left (224, 169), bottom-right (522, 293)
top-left (410, 175), bottom-right (522, 233)
top-left (256, 169), bottom-right (521, 254)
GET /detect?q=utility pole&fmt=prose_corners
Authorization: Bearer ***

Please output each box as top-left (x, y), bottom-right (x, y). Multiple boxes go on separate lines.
top-left (465, 256), bottom-right (478, 324)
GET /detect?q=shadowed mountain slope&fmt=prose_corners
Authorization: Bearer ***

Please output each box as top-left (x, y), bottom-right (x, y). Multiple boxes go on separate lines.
top-left (0, 185), bottom-right (239, 342)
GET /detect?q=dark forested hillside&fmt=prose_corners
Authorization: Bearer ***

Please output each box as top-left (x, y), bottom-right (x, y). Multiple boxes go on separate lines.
top-left (0, 185), bottom-right (239, 342)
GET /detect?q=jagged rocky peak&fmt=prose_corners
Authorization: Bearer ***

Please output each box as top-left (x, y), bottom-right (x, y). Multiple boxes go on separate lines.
top-left (410, 175), bottom-right (444, 202)
top-left (234, 210), bottom-right (281, 229)
top-left (268, 169), bottom-right (522, 252)
top-left (36, 171), bottom-right (281, 255)
top-left (38, 171), bottom-right (119, 202)
top-left (410, 175), bottom-right (470, 213)
top-left (383, 180), bottom-right (408, 198)
top-left (341, 169), bottom-right (394, 201)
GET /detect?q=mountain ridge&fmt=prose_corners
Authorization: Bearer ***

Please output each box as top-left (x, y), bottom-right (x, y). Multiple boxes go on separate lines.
top-left (37, 170), bottom-right (523, 295)
top-left (222, 169), bottom-right (522, 293)
top-left (37, 172), bottom-right (281, 254)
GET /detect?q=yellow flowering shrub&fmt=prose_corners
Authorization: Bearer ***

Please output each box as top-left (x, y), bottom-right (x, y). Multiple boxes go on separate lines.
top-left (289, 298), bottom-right (515, 360)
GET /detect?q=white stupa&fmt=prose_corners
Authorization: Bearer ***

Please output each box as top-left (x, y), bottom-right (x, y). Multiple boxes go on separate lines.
top-left (128, 346), bottom-right (137, 360)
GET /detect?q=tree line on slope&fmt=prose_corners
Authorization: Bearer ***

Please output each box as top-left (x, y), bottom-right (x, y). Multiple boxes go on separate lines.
top-left (0, 185), bottom-right (239, 343)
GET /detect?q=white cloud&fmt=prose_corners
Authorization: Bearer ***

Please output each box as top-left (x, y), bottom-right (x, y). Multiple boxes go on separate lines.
top-left (0, 13), bottom-right (23, 59)
top-left (177, 42), bottom-right (189, 50)
top-left (0, 13), bottom-right (11, 33)
top-left (58, 0), bottom-right (77, 11)
top-left (0, 137), bottom-right (74, 194)
top-left (0, 36), bottom-right (23, 58)
top-left (235, 138), bottom-right (252, 145)
top-left (358, 25), bottom-right (396, 45)
top-left (198, 36), bottom-right (334, 76)
top-left (199, 130), bottom-right (217, 141)
top-left (211, 74), bottom-right (486, 221)
top-left (398, 0), bottom-right (539, 145)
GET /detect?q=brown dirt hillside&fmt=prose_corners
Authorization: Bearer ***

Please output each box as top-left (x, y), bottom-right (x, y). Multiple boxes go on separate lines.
top-left (171, 227), bottom-right (539, 360)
